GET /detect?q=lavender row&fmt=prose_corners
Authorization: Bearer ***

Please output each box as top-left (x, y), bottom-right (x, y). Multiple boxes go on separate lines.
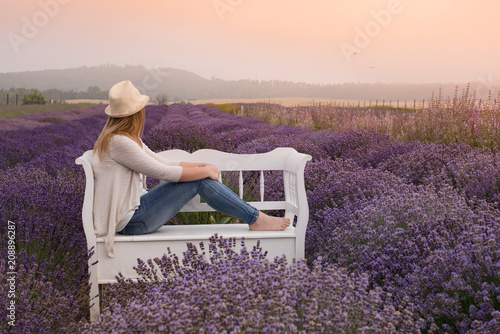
top-left (141, 104), bottom-right (500, 333)
top-left (77, 235), bottom-right (424, 333)
top-left (0, 103), bottom-right (498, 332)
top-left (143, 104), bottom-right (500, 333)
top-left (0, 105), bottom-right (168, 333)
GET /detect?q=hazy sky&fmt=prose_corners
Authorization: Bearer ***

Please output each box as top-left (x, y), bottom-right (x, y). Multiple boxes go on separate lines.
top-left (1, 0), bottom-right (499, 85)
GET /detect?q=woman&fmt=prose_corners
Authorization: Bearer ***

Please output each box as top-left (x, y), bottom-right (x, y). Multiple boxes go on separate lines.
top-left (92, 80), bottom-right (290, 257)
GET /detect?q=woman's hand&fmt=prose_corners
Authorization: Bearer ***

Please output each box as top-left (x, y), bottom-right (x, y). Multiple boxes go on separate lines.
top-left (204, 165), bottom-right (221, 181)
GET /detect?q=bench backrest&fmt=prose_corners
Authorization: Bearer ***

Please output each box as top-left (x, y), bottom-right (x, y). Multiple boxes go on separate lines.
top-left (75, 150), bottom-right (97, 247)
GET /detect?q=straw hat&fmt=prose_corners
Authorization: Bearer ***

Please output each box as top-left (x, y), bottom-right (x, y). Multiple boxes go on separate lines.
top-left (105, 80), bottom-right (150, 118)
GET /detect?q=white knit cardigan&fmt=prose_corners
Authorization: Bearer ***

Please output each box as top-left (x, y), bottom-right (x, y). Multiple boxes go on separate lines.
top-left (91, 135), bottom-right (183, 257)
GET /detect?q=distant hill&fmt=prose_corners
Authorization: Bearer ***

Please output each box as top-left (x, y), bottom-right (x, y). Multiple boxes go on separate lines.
top-left (0, 65), bottom-right (209, 101)
top-left (0, 65), bottom-right (494, 102)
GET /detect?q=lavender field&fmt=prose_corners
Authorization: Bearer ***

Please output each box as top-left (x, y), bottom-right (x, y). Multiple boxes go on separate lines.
top-left (1, 100), bottom-right (499, 333)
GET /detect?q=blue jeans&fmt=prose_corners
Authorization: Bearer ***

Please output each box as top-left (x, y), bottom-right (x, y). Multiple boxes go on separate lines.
top-left (118, 178), bottom-right (260, 235)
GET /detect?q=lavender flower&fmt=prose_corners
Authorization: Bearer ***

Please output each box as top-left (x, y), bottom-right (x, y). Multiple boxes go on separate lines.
top-left (78, 235), bottom-right (424, 333)
top-left (1, 102), bottom-right (499, 333)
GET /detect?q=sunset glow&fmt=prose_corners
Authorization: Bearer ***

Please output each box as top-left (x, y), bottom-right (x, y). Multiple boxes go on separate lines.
top-left (1, 0), bottom-right (499, 84)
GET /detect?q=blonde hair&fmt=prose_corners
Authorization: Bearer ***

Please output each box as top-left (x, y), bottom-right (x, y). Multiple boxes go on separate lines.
top-left (93, 108), bottom-right (146, 160)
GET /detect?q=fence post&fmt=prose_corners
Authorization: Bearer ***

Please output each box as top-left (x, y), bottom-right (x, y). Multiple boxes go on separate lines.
top-left (397, 99), bottom-right (399, 109)
top-left (376, 99), bottom-right (378, 107)
top-left (6, 94), bottom-right (9, 105)
top-left (414, 99), bottom-right (416, 111)
top-left (16, 94), bottom-right (18, 105)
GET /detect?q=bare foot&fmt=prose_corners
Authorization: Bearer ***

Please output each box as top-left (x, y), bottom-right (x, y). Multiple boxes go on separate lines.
top-left (249, 212), bottom-right (291, 231)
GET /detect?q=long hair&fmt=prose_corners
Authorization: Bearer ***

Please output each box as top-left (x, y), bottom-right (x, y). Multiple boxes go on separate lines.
top-left (93, 108), bottom-right (146, 160)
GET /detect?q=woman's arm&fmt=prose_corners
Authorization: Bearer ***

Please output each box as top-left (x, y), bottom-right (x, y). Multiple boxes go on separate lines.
top-left (179, 164), bottom-right (220, 182)
top-left (179, 161), bottom-right (213, 168)
top-left (110, 136), bottom-right (183, 182)
top-left (141, 141), bottom-right (219, 181)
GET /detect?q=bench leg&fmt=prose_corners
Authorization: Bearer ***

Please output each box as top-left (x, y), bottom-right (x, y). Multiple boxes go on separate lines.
top-left (89, 277), bottom-right (100, 322)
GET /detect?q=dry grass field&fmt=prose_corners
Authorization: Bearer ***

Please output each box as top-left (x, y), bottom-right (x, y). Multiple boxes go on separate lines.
top-left (0, 103), bottom-right (99, 119)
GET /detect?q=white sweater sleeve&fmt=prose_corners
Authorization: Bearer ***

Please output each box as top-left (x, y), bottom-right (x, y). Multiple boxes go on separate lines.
top-left (109, 135), bottom-right (183, 182)
top-left (143, 142), bottom-right (181, 167)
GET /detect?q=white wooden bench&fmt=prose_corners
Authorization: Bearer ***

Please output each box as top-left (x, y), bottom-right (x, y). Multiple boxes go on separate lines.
top-left (76, 147), bottom-right (312, 321)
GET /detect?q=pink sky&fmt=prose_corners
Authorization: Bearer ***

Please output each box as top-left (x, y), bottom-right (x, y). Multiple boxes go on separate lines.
top-left (1, 0), bottom-right (499, 85)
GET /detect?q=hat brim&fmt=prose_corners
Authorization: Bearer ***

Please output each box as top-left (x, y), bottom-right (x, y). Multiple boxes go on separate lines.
top-left (105, 95), bottom-right (150, 118)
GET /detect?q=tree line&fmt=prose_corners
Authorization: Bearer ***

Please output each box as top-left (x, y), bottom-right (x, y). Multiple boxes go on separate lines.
top-left (0, 86), bottom-right (107, 105)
